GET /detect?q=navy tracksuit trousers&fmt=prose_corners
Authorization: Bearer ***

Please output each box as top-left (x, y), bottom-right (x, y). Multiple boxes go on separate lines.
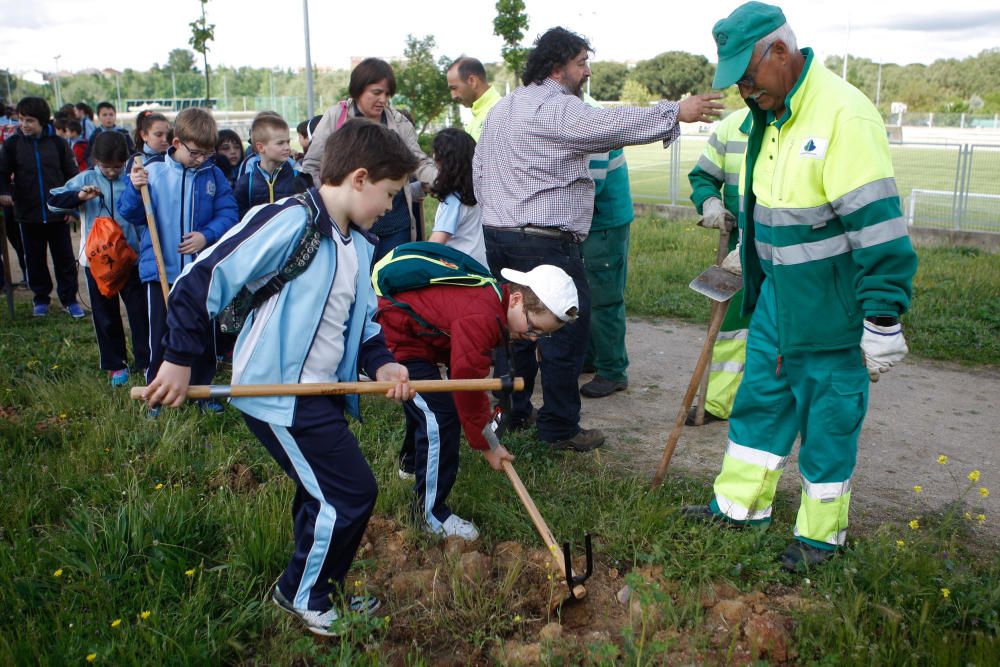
top-left (84, 266), bottom-right (150, 371)
top-left (401, 359), bottom-right (462, 530)
top-left (144, 282), bottom-right (216, 385)
top-left (243, 396), bottom-right (378, 612)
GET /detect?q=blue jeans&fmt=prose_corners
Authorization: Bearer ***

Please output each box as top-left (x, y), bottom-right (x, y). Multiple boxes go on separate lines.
top-left (483, 227), bottom-right (591, 442)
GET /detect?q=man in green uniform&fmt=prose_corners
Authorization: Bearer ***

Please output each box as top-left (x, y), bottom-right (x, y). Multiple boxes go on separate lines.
top-left (687, 108), bottom-right (753, 422)
top-left (580, 93), bottom-right (634, 398)
top-left (446, 57), bottom-right (502, 142)
top-left (685, 2), bottom-right (918, 571)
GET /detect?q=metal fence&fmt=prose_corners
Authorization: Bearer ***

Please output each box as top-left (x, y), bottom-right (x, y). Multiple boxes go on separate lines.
top-left (628, 135), bottom-right (1000, 233)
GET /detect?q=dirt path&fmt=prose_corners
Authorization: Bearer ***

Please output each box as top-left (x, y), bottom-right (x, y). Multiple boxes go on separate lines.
top-left (575, 318), bottom-right (999, 538)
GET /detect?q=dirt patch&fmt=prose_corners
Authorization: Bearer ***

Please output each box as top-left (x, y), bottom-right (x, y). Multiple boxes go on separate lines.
top-left (577, 318), bottom-right (1000, 538)
top-left (208, 463), bottom-right (259, 493)
top-left (343, 516), bottom-right (807, 664)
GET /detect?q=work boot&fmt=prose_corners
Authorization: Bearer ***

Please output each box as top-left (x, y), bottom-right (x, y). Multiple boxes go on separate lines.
top-left (778, 541), bottom-right (837, 572)
top-left (549, 428), bottom-right (605, 452)
top-left (681, 504), bottom-right (749, 528)
top-left (685, 406), bottom-right (726, 426)
top-left (580, 375), bottom-right (627, 398)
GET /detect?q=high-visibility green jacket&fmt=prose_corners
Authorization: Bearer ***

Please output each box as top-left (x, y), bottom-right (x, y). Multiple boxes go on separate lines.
top-left (738, 48), bottom-right (917, 354)
top-left (690, 108), bottom-right (751, 217)
top-left (584, 94), bottom-right (634, 231)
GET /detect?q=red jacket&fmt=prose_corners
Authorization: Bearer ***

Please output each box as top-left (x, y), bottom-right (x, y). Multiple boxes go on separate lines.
top-left (378, 283), bottom-right (510, 451)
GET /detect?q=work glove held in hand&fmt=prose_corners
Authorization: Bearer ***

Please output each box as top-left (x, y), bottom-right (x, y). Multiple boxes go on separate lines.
top-left (698, 197), bottom-right (735, 231)
top-left (720, 244), bottom-right (742, 276)
top-left (861, 320), bottom-right (908, 382)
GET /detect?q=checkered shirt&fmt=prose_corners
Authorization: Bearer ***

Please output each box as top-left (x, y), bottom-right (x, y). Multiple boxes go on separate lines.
top-left (473, 77), bottom-right (681, 241)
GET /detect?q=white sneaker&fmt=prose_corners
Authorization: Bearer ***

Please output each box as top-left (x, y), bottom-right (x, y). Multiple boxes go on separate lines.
top-left (427, 514), bottom-right (480, 541)
top-left (271, 585), bottom-right (380, 637)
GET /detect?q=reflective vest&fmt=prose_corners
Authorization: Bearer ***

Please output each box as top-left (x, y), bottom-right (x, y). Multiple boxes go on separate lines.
top-left (689, 108), bottom-right (751, 219)
top-left (738, 48), bottom-right (917, 353)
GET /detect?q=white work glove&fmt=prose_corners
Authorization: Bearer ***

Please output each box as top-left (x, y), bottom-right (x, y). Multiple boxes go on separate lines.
top-left (861, 319), bottom-right (908, 382)
top-left (720, 244), bottom-right (742, 276)
top-left (698, 197), bottom-right (735, 232)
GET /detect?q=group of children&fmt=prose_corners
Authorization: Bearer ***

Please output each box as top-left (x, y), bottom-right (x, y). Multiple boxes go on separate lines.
top-left (4, 94), bottom-right (575, 637)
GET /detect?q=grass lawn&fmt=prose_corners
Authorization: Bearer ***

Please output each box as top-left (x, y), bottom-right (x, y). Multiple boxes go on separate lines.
top-left (0, 216), bottom-right (997, 663)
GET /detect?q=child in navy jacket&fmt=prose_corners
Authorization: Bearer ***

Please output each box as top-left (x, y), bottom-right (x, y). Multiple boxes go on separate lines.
top-left (234, 114), bottom-right (308, 218)
top-left (118, 107), bottom-right (238, 409)
top-left (141, 120), bottom-right (415, 637)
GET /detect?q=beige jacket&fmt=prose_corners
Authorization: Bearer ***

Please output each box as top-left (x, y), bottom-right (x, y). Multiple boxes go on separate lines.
top-left (301, 100), bottom-right (437, 239)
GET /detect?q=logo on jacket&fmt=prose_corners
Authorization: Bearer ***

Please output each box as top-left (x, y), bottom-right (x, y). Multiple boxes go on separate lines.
top-left (206, 181), bottom-right (216, 196)
top-left (799, 137), bottom-right (828, 160)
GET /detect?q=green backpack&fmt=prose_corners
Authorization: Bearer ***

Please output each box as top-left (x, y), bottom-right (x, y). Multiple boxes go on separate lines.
top-left (371, 242), bottom-right (500, 336)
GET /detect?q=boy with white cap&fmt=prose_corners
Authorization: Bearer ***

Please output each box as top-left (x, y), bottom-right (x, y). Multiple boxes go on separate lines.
top-left (377, 263), bottom-right (578, 539)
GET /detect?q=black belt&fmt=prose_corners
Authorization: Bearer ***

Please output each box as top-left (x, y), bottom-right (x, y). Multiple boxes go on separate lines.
top-left (487, 225), bottom-right (578, 242)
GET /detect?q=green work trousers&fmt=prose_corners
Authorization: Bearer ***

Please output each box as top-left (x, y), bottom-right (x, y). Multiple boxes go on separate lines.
top-left (709, 278), bottom-right (869, 550)
top-left (581, 225), bottom-right (630, 383)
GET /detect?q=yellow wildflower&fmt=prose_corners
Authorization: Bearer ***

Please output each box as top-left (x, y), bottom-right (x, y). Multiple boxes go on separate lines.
top-left (53, 568), bottom-right (63, 577)
top-left (354, 580), bottom-right (362, 589)
top-left (908, 519), bottom-right (920, 530)
top-left (139, 610), bottom-right (151, 620)
top-left (912, 485), bottom-right (922, 493)
top-left (110, 618), bottom-right (121, 628)
top-left (155, 483), bottom-right (164, 490)
top-left (185, 568), bottom-right (195, 577)
top-left (979, 487), bottom-right (989, 498)
top-left (895, 540), bottom-right (905, 549)
top-left (58, 412), bottom-right (66, 418)
top-left (513, 614), bottom-right (523, 623)
top-left (937, 455), bottom-right (948, 465)
top-left (965, 512), bottom-right (973, 520)
top-left (86, 654), bottom-right (97, 663)
top-left (978, 514), bottom-right (986, 524)
top-left (941, 588), bottom-right (950, 598)
top-left (52, 364), bottom-right (60, 370)
top-left (968, 470), bottom-right (981, 482)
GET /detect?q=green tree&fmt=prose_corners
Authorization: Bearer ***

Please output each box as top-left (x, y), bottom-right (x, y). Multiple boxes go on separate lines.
top-left (632, 51), bottom-right (714, 100)
top-left (168, 49), bottom-right (197, 74)
top-left (392, 35), bottom-right (454, 135)
top-left (589, 61), bottom-right (628, 101)
top-left (189, 0), bottom-right (215, 105)
top-left (621, 79), bottom-right (652, 106)
top-left (493, 0), bottom-right (530, 82)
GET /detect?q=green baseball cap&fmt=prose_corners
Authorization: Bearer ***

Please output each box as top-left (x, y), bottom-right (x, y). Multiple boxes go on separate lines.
top-left (712, 2), bottom-right (787, 89)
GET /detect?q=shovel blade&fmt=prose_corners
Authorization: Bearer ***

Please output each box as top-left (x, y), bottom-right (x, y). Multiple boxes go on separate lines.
top-left (689, 265), bottom-right (742, 303)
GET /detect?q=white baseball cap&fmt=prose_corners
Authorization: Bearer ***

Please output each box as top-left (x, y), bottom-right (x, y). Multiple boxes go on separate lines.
top-left (501, 265), bottom-right (579, 322)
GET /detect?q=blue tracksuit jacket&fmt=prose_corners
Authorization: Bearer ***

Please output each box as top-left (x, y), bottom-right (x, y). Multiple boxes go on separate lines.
top-left (234, 160), bottom-right (308, 218)
top-left (163, 187), bottom-right (394, 425)
top-left (48, 167), bottom-right (140, 265)
top-left (117, 147), bottom-right (239, 284)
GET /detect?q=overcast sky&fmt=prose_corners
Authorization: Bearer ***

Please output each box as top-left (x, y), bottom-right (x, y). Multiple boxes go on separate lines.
top-left (3, 0), bottom-right (1000, 74)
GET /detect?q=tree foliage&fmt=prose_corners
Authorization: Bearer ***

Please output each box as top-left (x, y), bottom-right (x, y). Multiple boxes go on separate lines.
top-left (631, 51), bottom-right (714, 100)
top-left (589, 61), bottom-right (628, 101)
top-left (621, 79), bottom-right (653, 107)
top-left (493, 0), bottom-right (530, 82)
top-left (392, 35), bottom-right (455, 136)
top-left (189, 0), bottom-right (215, 105)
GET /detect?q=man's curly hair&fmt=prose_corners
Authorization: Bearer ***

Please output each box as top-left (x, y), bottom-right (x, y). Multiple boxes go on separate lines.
top-left (521, 27), bottom-right (592, 86)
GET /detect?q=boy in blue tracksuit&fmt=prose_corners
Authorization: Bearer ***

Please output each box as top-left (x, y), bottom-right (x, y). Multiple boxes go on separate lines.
top-left (118, 107), bottom-right (239, 409)
top-left (48, 132), bottom-right (150, 385)
top-left (234, 114), bottom-right (309, 218)
top-left (141, 119), bottom-right (417, 637)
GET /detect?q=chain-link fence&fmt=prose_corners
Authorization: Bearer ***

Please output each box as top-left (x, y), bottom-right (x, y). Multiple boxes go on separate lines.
top-left (627, 135), bottom-right (1000, 233)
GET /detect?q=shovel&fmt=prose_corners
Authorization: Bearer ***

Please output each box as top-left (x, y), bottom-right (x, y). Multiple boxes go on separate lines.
top-left (650, 263), bottom-right (742, 490)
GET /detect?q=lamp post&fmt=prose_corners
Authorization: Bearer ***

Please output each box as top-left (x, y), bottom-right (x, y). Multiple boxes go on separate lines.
top-left (303, 0), bottom-right (315, 118)
top-left (53, 55), bottom-right (63, 108)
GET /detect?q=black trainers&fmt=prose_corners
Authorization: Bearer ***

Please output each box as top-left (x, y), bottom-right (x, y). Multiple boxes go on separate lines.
top-left (580, 375), bottom-right (628, 398)
top-left (548, 428), bottom-right (605, 452)
top-left (685, 406), bottom-right (726, 426)
top-left (778, 541), bottom-right (837, 572)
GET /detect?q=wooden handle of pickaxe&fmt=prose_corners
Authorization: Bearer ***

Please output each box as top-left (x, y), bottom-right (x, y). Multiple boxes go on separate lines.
top-left (501, 460), bottom-right (587, 600)
top-left (693, 227), bottom-right (732, 426)
top-left (130, 377), bottom-right (525, 401)
top-left (135, 156), bottom-right (170, 305)
top-left (651, 295), bottom-right (730, 490)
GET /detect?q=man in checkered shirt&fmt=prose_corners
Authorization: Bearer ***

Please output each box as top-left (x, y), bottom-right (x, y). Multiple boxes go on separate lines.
top-left (475, 26), bottom-right (723, 452)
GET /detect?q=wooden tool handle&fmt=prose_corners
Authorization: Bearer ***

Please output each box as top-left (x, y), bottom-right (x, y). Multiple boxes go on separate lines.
top-left (651, 296), bottom-right (730, 490)
top-left (693, 227), bottom-right (734, 424)
top-left (502, 461), bottom-right (587, 599)
top-left (135, 156), bottom-right (170, 305)
top-left (130, 377), bottom-right (524, 401)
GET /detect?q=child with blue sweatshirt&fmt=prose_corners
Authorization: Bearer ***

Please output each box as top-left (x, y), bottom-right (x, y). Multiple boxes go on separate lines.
top-left (49, 132), bottom-right (150, 385)
top-left (118, 107), bottom-right (239, 410)
top-left (142, 120), bottom-right (416, 637)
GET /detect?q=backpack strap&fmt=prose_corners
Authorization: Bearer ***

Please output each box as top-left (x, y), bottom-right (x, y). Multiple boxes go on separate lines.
top-left (245, 192), bottom-right (322, 311)
top-left (334, 101), bottom-right (350, 131)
